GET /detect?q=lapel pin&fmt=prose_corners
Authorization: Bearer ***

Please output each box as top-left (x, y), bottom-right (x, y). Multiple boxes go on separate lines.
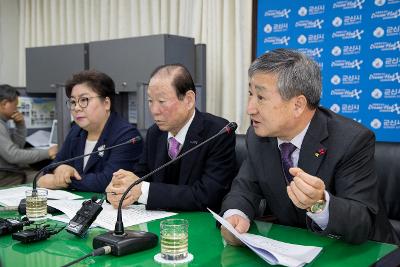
top-left (190, 140), bottom-right (198, 145)
top-left (98, 144), bottom-right (105, 157)
top-left (314, 148), bottom-right (326, 157)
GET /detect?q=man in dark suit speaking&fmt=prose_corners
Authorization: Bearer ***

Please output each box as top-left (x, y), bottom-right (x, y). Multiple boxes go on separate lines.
top-left (220, 49), bottom-right (398, 244)
top-left (106, 64), bottom-right (236, 211)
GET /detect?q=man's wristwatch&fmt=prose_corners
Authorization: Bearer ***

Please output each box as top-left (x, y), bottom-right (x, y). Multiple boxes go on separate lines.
top-left (309, 199), bottom-right (326, 214)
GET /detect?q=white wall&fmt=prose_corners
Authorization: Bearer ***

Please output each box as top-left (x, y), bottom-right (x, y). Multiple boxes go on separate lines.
top-left (0, 0), bottom-right (20, 86)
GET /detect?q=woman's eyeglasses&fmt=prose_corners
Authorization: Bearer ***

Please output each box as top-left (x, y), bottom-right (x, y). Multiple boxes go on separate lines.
top-left (66, 96), bottom-right (102, 110)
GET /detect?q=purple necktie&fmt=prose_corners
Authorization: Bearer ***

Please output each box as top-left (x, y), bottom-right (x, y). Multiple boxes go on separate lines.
top-left (168, 137), bottom-right (180, 159)
top-left (279, 142), bottom-right (297, 183)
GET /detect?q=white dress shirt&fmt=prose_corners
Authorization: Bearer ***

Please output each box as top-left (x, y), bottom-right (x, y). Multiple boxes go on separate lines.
top-left (138, 110), bottom-right (196, 204)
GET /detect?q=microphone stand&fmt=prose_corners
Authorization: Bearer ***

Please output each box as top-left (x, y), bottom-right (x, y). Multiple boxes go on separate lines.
top-left (92, 122), bottom-right (237, 256)
top-left (28, 136), bottom-right (142, 197)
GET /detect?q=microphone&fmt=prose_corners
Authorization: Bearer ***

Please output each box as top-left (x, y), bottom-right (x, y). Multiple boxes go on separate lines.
top-left (31, 136), bottom-right (142, 192)
top-left (92, 122), bottom-right (238, 256)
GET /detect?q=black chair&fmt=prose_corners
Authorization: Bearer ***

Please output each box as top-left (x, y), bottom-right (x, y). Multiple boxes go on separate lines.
top-left (375, 142), bottom-right (400, 238)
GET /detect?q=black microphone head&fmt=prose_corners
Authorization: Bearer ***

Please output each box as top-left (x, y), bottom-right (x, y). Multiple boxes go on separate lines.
top-left (225, 122), bottom-right (238, 133)
top-left (91, 195), bottom-right (98, 202)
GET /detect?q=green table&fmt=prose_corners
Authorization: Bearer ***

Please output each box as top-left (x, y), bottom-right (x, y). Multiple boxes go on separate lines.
top-left (0, 192), bottom-right (396, 267)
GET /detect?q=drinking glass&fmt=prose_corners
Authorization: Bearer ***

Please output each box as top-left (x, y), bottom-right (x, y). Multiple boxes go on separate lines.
top-left (160, 219), bottom-right (189, 260)
top-left (25, 189), bottom-right (48, 221)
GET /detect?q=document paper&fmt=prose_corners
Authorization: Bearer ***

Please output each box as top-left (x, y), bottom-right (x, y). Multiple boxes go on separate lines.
top-left (48, 199), bottom-right (176, 230)
top-left (208, 208), bottom-right (322, 267)
top-left (0, 186), bottom-right (82, 207)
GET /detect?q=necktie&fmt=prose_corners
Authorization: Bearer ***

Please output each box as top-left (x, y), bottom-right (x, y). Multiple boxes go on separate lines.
top-left (279, 142), bottom-right (297, 183)
top-left (168, 137), bottom-right (180, 159)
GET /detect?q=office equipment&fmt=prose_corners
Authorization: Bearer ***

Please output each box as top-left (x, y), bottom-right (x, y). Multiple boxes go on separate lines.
top-left (0, 217), bottom-right (31, 236)
top-left (66, 196), bottom-right (104, 237)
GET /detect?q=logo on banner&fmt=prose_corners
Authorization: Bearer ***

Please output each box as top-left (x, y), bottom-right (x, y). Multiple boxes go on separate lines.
top-left (342, 104), bottom-right (360, 113)
top-left (332, 29), bottom-right (363, 40)
top-left (264, 9), bottom-right (291, 18)
top-left (331, 59), bottom-right (363, 70)
top-left (385, 57), bottom-right (400, 67)
top-left (331, 46), bottom-right (342, 56)
top-left (297, 35), bottom-right (307, 44)
top-left (374, 0), bottom-right (386, 6)
top-left (371, 88), bottom-right (383, 99)
top-left (368, 103), bottom-right (400, 114)
top-left (371, 9), bottom-right (400, 20)
top-left (295, 19), bottom-right (324, 29)
top-left (370, 118), bottom-right (382, 129)
top-left (333, 0), bottom-right (365, 10)
top-left (369, 72), bottom-right (400, 83)
top-left (373, 27), bottom-right (385, 38)
top-left (298, 48), bottom-right (323, 58)
top-left (264, 24), bottom-right (272, 33)
top-left (331, 89), bottom-right (363, 99)
top-left (384, 88), bottom-right (400, 98)
top-left (372, 58), bottom-right (384, 68)
top-left (331, 75), bottom-right (341, 85)
top-left (332, 17), bottom-right (343, 27)
top-left (384, 119), bottom-right (400, 129)
top-left (344, 45), bottom-right (362, 55)
top-left (387, 26), bottom-right (400, 36)
top-left (264, 36), bottom-right (290, 46)
top-left (298, 7), bottom-right (308, 16)
top-left (330, 104), bottom-right (341, 113)
top-left (343, 75), bottom-right (361, 84)
top-left (264, 23), bottom-right (289, 33)
top-left (370, 41), bottom-right (400, 51)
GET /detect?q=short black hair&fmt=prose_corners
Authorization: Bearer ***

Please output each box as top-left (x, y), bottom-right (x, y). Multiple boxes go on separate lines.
top-left (0, 84), bottom-right (19, 102)
top-left (149, 64), bottom-right (196, 100)
top-left (65, 70), bottom-right (116, 111)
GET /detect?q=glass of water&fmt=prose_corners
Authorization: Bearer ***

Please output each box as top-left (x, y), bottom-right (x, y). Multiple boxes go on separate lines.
top-left (25, 189), bottom-right (48, 221)
top-left (160, 218), bottom-right (189, 260)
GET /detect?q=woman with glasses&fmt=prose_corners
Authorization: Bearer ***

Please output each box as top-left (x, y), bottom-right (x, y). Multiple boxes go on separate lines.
top-left (37, 70), bottom-right (143, 192)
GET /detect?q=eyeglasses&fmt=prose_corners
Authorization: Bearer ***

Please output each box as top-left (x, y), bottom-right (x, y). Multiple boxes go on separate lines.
top-left (66, 96), bottom-right (102, 110)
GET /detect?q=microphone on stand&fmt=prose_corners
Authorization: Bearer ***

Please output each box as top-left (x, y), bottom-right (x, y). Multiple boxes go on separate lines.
top-left (92, 122), bottom-right (238, 256)
top-left (21, 136), bottom-right (142, 204)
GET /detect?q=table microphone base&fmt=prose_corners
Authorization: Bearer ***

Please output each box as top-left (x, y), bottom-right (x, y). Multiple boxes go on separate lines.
top-left (93, 230), bottom-right (158, 256)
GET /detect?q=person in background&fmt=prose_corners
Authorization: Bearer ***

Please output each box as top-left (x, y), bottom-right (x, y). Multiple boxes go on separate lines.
top-left (106, 64), bottom-right (236, 211)
top-left (0, 84), bottom-right (58, 186)
top-left (220, 48), bottom-right (398, 245)
top-left (37, 70), bottom-right (142, 192)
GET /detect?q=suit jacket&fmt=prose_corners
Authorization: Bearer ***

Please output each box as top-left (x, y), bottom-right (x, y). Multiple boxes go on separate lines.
top-left (221, 107), bottom-right (397, 244)
top-left (48, 112), bottom-right (143, 192)
top-left (134, 110), bottom-right (236, 211)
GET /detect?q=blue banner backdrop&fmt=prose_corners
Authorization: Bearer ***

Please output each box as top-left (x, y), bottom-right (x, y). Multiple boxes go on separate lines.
top-left (256, 0), bottom-right (400, 142)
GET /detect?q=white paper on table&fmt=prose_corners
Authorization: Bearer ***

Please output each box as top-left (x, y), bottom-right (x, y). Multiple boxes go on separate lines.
top-left (0, 186), bottom-right (82, 207)
top-left (26, 130), bottom-right (51, 147)
top-left (48, 199), bottom-right (177, 230)
top-left (208, 208), bottom-right (322, 267)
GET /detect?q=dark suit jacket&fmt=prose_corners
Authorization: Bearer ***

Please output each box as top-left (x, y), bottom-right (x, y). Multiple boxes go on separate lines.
top-left (221, 107), bottom-right (397, 244)
top-left (134, 110), bottom-right (236, 211)
top-left (48, 112), bottom-right (143, 192)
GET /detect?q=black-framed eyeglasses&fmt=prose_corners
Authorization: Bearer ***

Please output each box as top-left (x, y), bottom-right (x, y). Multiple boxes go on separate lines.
top-left (66, 96), bottom-right (102, 110)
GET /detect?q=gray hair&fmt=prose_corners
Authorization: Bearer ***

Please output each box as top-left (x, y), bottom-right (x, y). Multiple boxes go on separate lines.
top-left (0, 84), bottom-right (19, 102)
top-left (248, 48), bottom-right (321, 109)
